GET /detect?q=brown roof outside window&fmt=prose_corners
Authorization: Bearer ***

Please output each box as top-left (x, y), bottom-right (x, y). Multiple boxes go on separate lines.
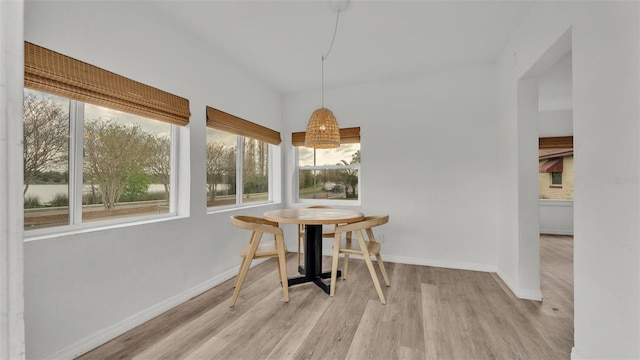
top-left (539, 136), bottom-right (573, 149)
top-left (539, 148), bottom-right (573, 160)
top-left (539, 158), bottom-right (563, 173)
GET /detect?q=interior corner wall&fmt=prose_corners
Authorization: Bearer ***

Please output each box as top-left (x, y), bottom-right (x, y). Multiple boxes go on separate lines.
top-left (282, 65), bottom-right (501, 272)
top-left (23, 2), bottom-right (284, 359)
top-left (496, 2), bottom-right (640, 358)
top-left (516, 77), bottom-right (541, 300)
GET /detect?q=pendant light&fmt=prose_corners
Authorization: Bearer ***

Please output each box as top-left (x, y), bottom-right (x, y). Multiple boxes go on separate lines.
top-left (304, 1), bottom-right (348, 149)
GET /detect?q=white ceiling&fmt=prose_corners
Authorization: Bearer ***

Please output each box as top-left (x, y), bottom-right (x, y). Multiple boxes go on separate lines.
top-left (151, 0), bottom-right (535, 94)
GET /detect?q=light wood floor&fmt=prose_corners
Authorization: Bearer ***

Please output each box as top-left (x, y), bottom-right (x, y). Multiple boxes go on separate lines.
top-left (78, 235), bottom-right (573, 359)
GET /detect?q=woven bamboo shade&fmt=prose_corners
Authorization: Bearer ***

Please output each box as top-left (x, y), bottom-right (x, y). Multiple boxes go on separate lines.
top-left (24, 41), bottom-right (191, 126)
top-left (206, 106), bottom-right (281, 145)
top-left (304, 108), bottom-right (340, 148)
top-left (292, 126), bottom-right (360, 146)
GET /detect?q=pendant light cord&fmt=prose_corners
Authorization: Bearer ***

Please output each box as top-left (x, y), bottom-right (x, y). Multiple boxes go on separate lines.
top-left (324, 9), bottom-right (341, 61)
top-left (322, 9), bottom-right (341, 107)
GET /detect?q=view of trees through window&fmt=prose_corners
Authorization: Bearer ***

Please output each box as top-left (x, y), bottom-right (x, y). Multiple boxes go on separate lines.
top-left (23, 89), bottom-right (173, 231)
top-left (206, 128), bottom-right (269, 207)
top-left (297, 144), bottom-right (360, 201)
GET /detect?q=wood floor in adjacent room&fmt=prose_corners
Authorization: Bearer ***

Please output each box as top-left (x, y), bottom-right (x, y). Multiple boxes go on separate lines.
top-left (78, 235), bottom-right (574, 360)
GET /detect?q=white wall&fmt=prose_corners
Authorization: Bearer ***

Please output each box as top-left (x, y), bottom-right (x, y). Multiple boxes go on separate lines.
top-left (496, 2), bottom-right (640, 358)
top-left (516, 77), bottom-right (542, 300)
top-left (283, 65), bottom-right (501, 271)
top-left (0, 1), bottom-right (26, 359)
top-left (23, 2), bottom-right (283, 359)
top-left (538, 52), bottom-right (573, 112)
top-left (539, 110), bottom-right (573, 137)
top-left (539, 200), bottom-right (573, 235)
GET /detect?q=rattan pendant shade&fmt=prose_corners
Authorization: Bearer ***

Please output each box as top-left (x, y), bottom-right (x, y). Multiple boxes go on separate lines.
top-left (305, 107), bottom-right (340, 148)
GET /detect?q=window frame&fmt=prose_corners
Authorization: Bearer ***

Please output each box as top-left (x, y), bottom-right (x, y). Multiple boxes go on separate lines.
top-left (294, 146), bottom-right (361, 206)
top-left (24, 93), bottom-right (180, 239)
top-left (206, 131), bottom-right (278, 212)
top-left (550, 171), bottom-right (563, 186)
top-left (23, 42), bottom-right (189, 239)
top-left (205, 106), bottom-right (281, 212)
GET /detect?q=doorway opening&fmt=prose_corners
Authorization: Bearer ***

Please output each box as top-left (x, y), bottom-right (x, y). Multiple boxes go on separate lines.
top-left (516, 26), bottom-right (574, 351)
top-left (537, 41), bottom-right (574, 350)
top-left (516, 27), bottom-right (572, 300)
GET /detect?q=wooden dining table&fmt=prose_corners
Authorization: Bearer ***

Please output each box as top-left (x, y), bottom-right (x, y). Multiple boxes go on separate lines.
top-left (263, 208), bottom-right (364, 294)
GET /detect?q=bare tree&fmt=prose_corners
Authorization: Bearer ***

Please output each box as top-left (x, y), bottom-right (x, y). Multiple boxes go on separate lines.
top-left (243, 137), bottom-right (258, 182)
top-left (242, 138), bottom-right (268, 194)
top-left (23, 92), bottom-right (68, 194)
top-left (84, 119), bottom-right (154, 210)
top-left (206, 142), bottom-right (235, 201)
top-left (147, 136), bottom-right (171, 202)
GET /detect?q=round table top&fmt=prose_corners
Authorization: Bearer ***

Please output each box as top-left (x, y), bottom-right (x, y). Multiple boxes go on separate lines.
top-left (264, 208), bottom-right (364, 225)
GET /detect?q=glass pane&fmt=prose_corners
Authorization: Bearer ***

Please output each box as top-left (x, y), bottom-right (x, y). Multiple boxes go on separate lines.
top-left (243, 137), bottom-right (269, 203)
top-left (23, 89), bottom-right (70, 230)
top-left (206, 128), bottom-right (237, 206)
top-left (298, 143), bottom-right (361, 166)
top-left (82, 104), bottom-right (172, 222)
top-left (298, 168), bottom-right (358, 200)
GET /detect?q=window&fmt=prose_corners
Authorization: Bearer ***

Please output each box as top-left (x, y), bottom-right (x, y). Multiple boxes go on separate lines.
top-left (538, 137), bottom-right (573, 199)
top-left (293, 127), bottom-right (360, 203)
top-left (23, 90), bottom-right (70, 229)
top-left (23, 89), bottom-right (177, 231)
top-left (206, 107), bottom-right (280, 208)
top-left (23, 42), bottom-right (190, 233)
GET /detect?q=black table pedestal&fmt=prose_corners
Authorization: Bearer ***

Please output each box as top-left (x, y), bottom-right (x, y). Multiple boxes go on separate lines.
top-left (287, 224), bottom-right (340, 294)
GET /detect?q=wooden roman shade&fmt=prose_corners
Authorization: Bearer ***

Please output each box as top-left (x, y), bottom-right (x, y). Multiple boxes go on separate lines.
top-left (292, 127), bottom-right (360, 146)
top-left (24, 41), bottom-right (191, 126)
top-left (206, 106), bottom-right (282, 145)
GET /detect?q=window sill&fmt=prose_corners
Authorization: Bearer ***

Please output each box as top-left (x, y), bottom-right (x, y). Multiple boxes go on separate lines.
top-left (549, 185), bottom-right (563, 189)
top-left (207, 201), bottom-right (280, 215)
top-left (24, 213), bottom-right (188, 242)
top-left (296, 199), bottom-right (361, 207)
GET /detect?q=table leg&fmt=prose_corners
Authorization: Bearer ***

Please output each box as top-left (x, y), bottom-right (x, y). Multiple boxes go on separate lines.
top-left (287, 224), bottom-right (341, 293)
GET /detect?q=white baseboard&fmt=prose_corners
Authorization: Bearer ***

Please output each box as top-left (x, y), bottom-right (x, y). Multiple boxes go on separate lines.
top-left (325, 252), bottom-right (543, 302)
top-left (47, 261), bottom-right (263, 360)
top-left (496, 267), bottom-right (519, 296)
top-left (571, 347), bottom-right (584, 360)
top-left (321, 249), bottom-right (497, 273)
top-left (518, 288), bottom-right (543, 301)
top-left (495, 267), bottom-right (543, 301)
top-left (540, 228), bottom-right (574, 236)
top-left (323, 250), bottom-right (543, 301)
top-left (384, 254), bottom-right (498, 273)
